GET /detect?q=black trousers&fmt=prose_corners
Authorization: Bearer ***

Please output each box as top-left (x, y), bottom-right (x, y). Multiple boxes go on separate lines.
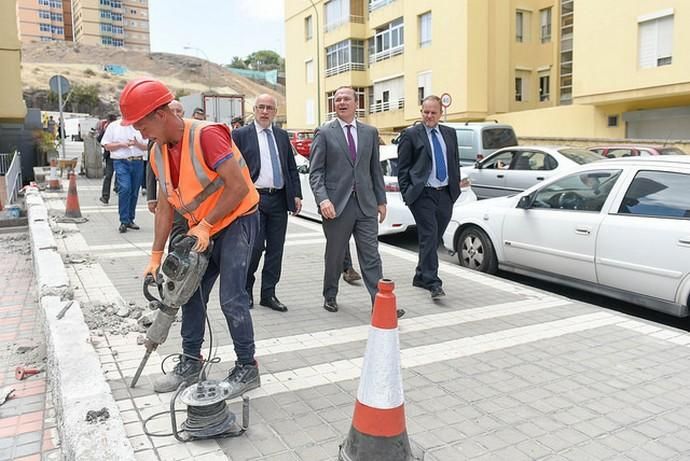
top-left (101, 154), bottom-right (114, 202)
top-left (246, 190), bottom-right (289, 300)
top-left (408, 187), bottom-right (453, 289)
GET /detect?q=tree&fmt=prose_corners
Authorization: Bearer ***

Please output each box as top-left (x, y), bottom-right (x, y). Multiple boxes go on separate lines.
top-left (243, 50), bottom-right (284, 71)
top-left (228, 56), bottom-right (247, 69)
top-left (67, 84), bottom-right (100, 113)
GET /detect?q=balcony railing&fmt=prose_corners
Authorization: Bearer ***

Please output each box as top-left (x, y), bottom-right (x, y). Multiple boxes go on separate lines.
top-left (369, 98), bottom-right (404, 114)
top-left (324, 14), bottom-right (365, 33)
top-left (369, 45), bottom-right (404, 64)
top-left (325, 62), bottom-right (366, 78)
top-left (369, 0), bottom-right (395, 13)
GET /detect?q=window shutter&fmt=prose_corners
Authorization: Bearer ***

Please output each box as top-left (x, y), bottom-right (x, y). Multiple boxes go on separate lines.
top-left (657, 15), bottom-right (673, 59)
top-left (638, 20), bottom-right (657, 68)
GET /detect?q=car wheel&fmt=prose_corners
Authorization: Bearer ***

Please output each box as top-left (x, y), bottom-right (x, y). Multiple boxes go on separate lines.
top-left (457, 226), bottom-right (498, 274)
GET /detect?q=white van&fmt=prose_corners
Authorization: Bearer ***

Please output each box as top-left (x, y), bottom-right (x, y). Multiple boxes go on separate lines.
top-left (444, 122), bottom-right (518, 166)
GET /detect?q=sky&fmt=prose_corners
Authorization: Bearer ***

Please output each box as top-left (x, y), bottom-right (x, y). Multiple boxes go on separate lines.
top-left (148, 0), bottom-right (285, 65)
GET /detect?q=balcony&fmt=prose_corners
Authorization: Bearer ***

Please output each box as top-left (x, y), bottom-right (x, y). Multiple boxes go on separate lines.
top-left (326, 109), bottom-right (366, 121)
top-left (369, 0), bottom-right (395, 13)
top-left (369, 45), bottom-right (404, 64)
top-left (324, 14), bottom-right (365, 33)
top-left (325, 62), bottom-right (366, 78)
top-left (369, 98), bottom-right (404, 114)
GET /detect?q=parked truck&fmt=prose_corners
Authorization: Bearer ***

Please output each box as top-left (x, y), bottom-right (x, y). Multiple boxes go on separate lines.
top-left (179, 93), bottom-right (244, 126)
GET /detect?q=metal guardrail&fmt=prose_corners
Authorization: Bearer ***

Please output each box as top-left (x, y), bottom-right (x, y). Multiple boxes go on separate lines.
top-left (0, 151), bottom-right (22, 206)
top-left (369, 98), bottom-right (405, 114)
top-left (325, 62), bottom-right (366, 77)
top-left (369, 45), bottom-right (404, 64)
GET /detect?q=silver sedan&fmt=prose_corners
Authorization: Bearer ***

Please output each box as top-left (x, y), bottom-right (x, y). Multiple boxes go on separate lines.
top-left (465, 146), bottom-right (603, 199)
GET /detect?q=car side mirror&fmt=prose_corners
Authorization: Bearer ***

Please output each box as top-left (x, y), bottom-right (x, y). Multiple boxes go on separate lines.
top-left (517, 194), bottom-right (533, 209)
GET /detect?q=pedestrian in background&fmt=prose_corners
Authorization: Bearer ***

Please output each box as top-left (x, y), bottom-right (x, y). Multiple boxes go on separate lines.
top-left (309, 86), bottom-right (403, 317)
top-left (192, 107), bottom-right (206, 120)
top-left (232, 94), bottom-right (302, 312)
top-left (121, 77), bottom-right (261, 397)
top-left (100, 116), bottom-right (147, 233)
top-left (231, 116), bottom-right (244, 129)
top-left (98, 113), bottom-right (118, 205)
top-left (397, 95), bottom-right (461, 300)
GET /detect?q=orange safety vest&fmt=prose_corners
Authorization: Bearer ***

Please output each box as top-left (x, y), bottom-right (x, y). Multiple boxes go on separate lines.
top-left (149, 119), bottom-right (258, 236)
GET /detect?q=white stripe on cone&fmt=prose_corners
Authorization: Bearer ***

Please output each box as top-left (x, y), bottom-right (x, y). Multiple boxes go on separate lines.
top-left (356, 326), bottom-right (404, 409)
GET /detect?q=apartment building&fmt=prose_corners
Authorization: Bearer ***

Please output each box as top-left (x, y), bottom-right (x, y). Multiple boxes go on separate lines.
top-left (1, 1), bottom-right (27, 123)
top-left (286, 0), bottom-right (690, 140)
top-left (17, 0), bottom-right (150, 52)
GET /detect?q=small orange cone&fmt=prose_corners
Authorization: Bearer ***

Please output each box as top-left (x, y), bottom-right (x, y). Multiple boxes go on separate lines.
top-left (64, 172), bottom-right (82, 219)
top-left (339, 279), bottom-right (423, 461)
top-left (48, 159), bottom-right (60, 190)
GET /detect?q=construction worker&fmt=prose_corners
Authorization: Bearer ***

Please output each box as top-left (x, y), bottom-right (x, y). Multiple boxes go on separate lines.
top-left (119, 78), bottom-right (261, 397)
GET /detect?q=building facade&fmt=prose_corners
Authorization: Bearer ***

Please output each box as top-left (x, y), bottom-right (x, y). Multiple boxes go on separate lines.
top-left (286, 0), bottom-right (690, 141)
top-left (1, 1), bottom-right (27, 123)
top-left (17, 0), bottom-right (150, 52)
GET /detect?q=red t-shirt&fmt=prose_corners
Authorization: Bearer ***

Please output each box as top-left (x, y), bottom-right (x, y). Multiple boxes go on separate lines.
top-left (166, 125), bottom-right (234, 188)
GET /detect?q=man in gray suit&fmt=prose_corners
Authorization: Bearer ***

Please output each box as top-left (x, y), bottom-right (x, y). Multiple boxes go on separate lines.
top-left (309, 86), bottom-right (403, 317)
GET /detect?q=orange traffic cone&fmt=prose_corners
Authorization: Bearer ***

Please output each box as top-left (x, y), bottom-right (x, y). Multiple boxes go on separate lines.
top-left (64, 172), bottom-right (82, 219)
top-left (48, 159), bottom-right (60, 190)
top-left (339, 279), bottom-right (423, 461)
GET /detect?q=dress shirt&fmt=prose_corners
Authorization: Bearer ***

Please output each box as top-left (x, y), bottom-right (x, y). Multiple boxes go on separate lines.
top-left (100, 120), bottom-right (147, 160)
top-left (254, 123), bottom-right (284, 189)
top-left (424, 124), bottom-right (449, 188)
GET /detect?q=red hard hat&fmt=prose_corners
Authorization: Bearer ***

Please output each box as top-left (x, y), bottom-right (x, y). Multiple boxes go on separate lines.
top-left (119, 78), bottom-right (174, 126)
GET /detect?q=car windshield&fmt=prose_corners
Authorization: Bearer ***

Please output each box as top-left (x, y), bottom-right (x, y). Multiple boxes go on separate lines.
top-left (481, 128), bottom-right (517, 149)
top-left (658, 147), bottom-right (687, 155)
top-left (558, 148), bottom-right (604, 164)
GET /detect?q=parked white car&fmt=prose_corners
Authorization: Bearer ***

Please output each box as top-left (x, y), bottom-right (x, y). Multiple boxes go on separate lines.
top-left (295, 145), bottom-right (477, 235)
top-left (465, 146), bottom-right (604, 199)
top-left (443, 156), bottom-right (690, 317)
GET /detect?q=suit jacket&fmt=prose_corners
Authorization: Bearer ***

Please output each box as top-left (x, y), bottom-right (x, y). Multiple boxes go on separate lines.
top-left (397, 123), bottom-right (461, 205)
top-left (232, 122), bottom-right (301, 212)
top-left (309, 119), bottom-right (386, 218)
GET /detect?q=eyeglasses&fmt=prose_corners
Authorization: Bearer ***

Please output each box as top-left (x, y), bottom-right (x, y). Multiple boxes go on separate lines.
top-left (256, 104), bottom-right (276, 112)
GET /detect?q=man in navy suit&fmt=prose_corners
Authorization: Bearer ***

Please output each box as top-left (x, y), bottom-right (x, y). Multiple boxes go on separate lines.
top-left (232, 94), bottom-right (301, 312)
top-left (397, 95), bottom-right (461, 300)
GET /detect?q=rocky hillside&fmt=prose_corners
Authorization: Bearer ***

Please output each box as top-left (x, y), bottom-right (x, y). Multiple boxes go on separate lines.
top-left (21, 41), bottom-right (285, 118)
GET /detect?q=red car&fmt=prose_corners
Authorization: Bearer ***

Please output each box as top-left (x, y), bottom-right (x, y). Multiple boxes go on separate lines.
top-left (287, 130), bottom-right (315, 157)
top-left (588, 145), bottom-right (687, 158)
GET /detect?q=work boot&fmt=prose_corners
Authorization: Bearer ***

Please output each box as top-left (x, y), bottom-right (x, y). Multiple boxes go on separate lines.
top-left (342, 267), bottom-right (362, 284)
top-left (153, 355), bottom-right (202, 393)
top-left (223, 361), bottom-right (260, 399)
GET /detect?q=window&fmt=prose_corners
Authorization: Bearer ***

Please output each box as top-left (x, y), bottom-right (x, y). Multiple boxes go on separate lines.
top-left (515, 77), bottom-right (523, 102)
top-left (419, 12), bottom-right (431, 47)
top-left (483, 150), bottom-right (515, 170)
top-left (618, 171), bottom-right (690, 218)
top-left (456, 130), bottom-right (474, 149)
top-left (607, 149), bottom-right (635, 158)
top-left (539, 74), bottom-right (550, 101)
top-left (417, 71), bottom-right (432, 104)
top-left (50, 12), bottom-right (63, 22)
top-left (532, 170), bottom-right (622, 212)
top-left (639, 13), bottom-right (673, 68)
top-left (371, 76), bottom-right (404, 113)
top-left (40, 23), bottom-right (51, 32)
top-left (512, 151), bottom-right (556, 171)
top-left (100, 9), bottom-right (111, 19)
top-left (305, 59), bottom-right (314, 84)
top-left (39, 10), bottom-right (50, 19)
top-left (304, 15), bottom-right (313, 40)
top-left (39, 0), bottom-right (50, 5)
top-left (99, 0), bottom-right (110, 5)
top-left (100, 23), bottom-right (112, 33)
top-left (325, 39), bottom-right (365, 77)
top-left (325, 0), bottom-right (349, 31)
top-left (370, 17), bottom-right (404, 63)
top-left (540, 8), bottom-right (552, 42)
top-left (607, 115), bottom-right (619, 127)
top-left (306, 99), bottom-right (315, 125)
top-left (516, 10), bottom-right (530, 42)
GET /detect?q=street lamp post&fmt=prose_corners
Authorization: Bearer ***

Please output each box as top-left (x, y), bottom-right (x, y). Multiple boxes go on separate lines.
top-left (183, 46), bottom-right (212, 92)
top-left (308, 0), bottom-right (321, 127)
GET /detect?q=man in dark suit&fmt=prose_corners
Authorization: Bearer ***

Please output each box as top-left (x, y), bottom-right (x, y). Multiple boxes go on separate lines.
top-left (232, 94), bottom-right (301, 312)
top-left (309, 86), bottom-right (403, 318)
top-left (397, 95), bottom-right (461, 300)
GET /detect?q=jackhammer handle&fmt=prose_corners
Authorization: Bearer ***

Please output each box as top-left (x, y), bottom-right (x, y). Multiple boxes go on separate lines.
top-left (143, 274), bottom-right (159, 303)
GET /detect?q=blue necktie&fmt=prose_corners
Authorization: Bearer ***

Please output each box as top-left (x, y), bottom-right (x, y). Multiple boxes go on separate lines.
top-left (264, 129), bottom-right (283, 189)
top-left (431, 128), bottom-right (447, 182)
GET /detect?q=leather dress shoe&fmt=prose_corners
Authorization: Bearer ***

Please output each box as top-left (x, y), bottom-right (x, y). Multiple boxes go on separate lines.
top-left (343, 267), bottom-right (362, 284)
top-left (323, 297), bottom-right (338, 313)
top-left (126, 222), bottom-right (140, 230)
top-left (118, 223), bottom-right (127, 233)
top-left (412, 279), bottom-right (428, 289)
top-left (430, 286), bottom-right (446, 300)
top-left (260, 296), bottom-right (287, 312)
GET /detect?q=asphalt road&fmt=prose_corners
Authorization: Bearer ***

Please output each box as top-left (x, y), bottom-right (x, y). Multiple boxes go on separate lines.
top-left (379, 228), bottom-right (690, 331)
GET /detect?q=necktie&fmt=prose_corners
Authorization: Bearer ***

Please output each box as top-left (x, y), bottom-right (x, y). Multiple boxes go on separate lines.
top-left (431, 128), bottom-right (447, 182)
top-left (264, 129), bottom-right (283, 189)
top-left (345, 124), bottom-right (357, 163)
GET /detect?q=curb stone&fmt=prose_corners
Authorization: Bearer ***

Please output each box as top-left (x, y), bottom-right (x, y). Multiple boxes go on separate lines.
top-left (26, 187), bottom-right (136, 461)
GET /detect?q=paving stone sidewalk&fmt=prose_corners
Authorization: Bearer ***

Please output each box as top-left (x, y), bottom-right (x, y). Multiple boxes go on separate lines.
top-left (41, 171), bottom-right (690, 461)
top-left (0, 229), bottom-right (61, 461)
